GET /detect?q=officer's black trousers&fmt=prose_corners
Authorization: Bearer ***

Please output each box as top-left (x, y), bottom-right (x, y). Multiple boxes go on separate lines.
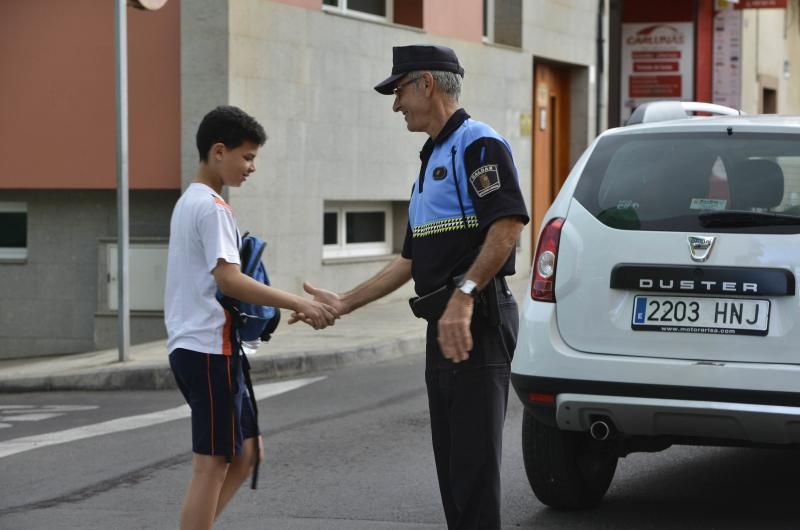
top-left (425, 291), bottom-right (518, 530)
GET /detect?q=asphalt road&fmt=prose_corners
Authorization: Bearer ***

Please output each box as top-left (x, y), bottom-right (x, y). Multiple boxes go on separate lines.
top-left (1, 354), bottom-right (799, 529)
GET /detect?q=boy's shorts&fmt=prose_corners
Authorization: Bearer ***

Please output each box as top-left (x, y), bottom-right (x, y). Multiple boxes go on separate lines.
top-left (169, 348), bottom-right (258, 458)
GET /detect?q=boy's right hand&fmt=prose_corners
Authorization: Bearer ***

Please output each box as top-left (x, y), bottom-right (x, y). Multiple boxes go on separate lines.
top-left (294, 298), bottom-right (338, 329)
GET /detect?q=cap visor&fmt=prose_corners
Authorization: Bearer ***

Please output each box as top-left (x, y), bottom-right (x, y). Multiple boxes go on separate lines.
top-left (374, 73), bottom-right (405, 95)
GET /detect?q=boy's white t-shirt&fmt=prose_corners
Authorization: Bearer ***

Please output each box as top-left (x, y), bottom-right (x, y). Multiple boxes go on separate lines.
top-left (165, 183), bottom-right (241, 355)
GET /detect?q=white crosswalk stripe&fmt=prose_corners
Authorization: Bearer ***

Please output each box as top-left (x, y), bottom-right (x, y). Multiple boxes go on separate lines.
top-left (0, 405), bottom-right (99, 414)
top-left (0, 376), bottom-right (325, 459)
top-left (0, 413), bottom-right (65, 422)
top-left (0, 405), bottom-right (101, 425)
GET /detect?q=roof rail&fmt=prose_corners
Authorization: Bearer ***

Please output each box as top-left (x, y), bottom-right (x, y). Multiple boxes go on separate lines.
top-left (626, 101), bottom-right (744, 126)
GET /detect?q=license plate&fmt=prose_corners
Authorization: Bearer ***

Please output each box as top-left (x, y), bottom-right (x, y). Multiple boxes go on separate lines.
top-left (632, 295), bottom-right (770, 336)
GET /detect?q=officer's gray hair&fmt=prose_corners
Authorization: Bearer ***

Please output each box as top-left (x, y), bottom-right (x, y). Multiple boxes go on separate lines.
top-left (408, 70), bottom-right (462, 101)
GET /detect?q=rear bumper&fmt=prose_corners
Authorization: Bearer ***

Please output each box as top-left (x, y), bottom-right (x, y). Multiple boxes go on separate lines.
top-left (558, 393), bottom-right (800, 445)
top-left (512, 374), bottom-right (800, 445)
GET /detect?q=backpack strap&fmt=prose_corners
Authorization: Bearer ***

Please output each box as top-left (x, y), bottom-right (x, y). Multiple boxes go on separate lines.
top-left (227, 320), bottom-right (261, 489)
top-left (239, 349), bottom-right (261, 489)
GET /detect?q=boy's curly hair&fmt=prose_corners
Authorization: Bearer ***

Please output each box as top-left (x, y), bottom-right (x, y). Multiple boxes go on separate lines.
top-left (196, 106), bottom-right (267, 161)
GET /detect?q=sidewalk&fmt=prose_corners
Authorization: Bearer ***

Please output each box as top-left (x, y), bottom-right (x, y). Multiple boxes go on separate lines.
top-left (0, 275), bottom-right (530, 392)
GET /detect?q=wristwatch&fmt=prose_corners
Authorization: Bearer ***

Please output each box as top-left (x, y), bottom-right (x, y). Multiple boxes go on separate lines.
top-left (457, 279), bottom-right (479, 299)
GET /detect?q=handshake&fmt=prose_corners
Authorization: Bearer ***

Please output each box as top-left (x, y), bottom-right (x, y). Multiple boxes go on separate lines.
top-left (289, 282), bottom-right (348, 330)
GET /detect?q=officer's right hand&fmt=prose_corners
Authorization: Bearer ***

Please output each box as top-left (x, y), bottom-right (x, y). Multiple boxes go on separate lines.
top-left (437, 291), bottom-right (474, 363)
top-left (293, 298), bottom-right (338, 329)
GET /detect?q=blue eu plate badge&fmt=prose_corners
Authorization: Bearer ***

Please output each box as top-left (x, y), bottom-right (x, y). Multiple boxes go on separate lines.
top-left (633, 297), bottom-right (647, 324)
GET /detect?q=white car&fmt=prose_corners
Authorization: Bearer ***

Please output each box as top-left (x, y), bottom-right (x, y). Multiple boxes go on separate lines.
top-left (511, 101), bottom-right (800, 509)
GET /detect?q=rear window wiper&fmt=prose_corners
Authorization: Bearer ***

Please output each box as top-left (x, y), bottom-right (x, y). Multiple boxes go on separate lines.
top-left (699, 210), bottom-right (800, 227)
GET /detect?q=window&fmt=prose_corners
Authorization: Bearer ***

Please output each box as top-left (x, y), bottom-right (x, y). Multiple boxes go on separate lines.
top-left (574, 132), bottom-right (800, 234)
top-left (483, 0), bottom-right (522, 48)
top-left (323, 202), bottom-right (392, 259)
top-left (323, 0), bottom-right (393, 22)
top-left (0, 202), bottom-right (27, 261)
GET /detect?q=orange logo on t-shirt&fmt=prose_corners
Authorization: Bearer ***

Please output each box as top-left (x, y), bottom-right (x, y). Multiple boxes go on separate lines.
top-left (213, 196), bottom-right (232, 210)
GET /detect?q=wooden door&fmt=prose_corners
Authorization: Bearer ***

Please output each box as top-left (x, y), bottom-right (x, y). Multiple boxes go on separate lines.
top-left (531, 62), bottom-right (571, 251)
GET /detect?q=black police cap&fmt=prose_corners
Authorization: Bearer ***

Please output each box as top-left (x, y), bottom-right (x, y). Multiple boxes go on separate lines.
top-left (374, 44), bottom-right (464, 95)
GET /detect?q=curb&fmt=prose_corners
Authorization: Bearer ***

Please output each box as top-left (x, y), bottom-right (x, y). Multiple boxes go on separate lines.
top-left (0, 336), bottom-right (426, 393)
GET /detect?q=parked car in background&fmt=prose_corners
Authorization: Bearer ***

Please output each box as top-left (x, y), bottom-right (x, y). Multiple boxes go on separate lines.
top-left (511, 101), bottom-right (800, 509)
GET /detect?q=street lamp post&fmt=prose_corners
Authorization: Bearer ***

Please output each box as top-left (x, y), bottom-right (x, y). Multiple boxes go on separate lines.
top-left (115, 0), bottom-right (130, 362)
top-left (114, 0), bottom-right (168, 363)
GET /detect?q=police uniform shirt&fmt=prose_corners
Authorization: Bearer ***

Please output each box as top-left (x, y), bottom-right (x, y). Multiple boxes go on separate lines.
top-left (401, 109), bottom-right (530, 295)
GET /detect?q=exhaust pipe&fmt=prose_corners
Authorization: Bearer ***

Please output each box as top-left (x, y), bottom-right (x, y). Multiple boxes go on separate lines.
top-left (589, 419), bottom-right (613, 441)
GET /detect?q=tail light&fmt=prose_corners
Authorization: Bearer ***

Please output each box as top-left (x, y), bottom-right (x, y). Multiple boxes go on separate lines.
top-left (531, 218), bottom-right (564, 302)
top-left (527, 392), bottom-right (556, 405)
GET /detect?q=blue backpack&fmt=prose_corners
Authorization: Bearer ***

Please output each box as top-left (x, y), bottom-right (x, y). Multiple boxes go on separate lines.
top-left (216, 232), bottom-right (276, 490)
top-left (217, 232), bottom-right (281, 343)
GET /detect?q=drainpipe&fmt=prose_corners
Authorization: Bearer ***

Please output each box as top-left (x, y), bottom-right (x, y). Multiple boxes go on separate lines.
top-left (596, 0), bottom-right (605, 136)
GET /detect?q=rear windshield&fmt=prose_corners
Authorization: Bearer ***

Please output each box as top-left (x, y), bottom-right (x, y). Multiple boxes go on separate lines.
top-left (574, 132), bottom-right (800, 233)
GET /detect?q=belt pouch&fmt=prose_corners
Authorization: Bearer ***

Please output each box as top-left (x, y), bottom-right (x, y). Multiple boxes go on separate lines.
top-left (409, 275), bottom-right (502, 323)
top-left (409, 283), bottom-right (453, 321)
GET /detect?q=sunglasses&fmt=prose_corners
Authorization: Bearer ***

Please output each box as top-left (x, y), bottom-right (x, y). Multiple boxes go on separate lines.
top-left (393, 75), bottom-right (422, 96)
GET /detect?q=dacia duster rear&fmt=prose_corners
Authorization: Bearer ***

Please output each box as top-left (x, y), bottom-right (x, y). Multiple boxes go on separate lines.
top-left (511, 105), bottom-right (800, 509)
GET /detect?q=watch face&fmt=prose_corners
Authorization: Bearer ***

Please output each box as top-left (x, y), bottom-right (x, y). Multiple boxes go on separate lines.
top-left (459, 280), bottom-right (478, 296)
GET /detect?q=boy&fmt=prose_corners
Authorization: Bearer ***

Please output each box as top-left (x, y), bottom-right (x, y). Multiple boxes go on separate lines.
top-left (165, 105), bottom-right (337, 530)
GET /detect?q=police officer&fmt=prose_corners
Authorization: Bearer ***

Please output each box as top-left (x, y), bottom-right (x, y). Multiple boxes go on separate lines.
top-left (293, 44), bottom-right (529, 529)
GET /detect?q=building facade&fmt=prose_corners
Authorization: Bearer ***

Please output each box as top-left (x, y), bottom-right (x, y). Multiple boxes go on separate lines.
top-left (738, 0), bottom-right (800, 114)
top-left (183, 0), bottom-right (607, 304)
top-left (0, 1), bottom-right (181, 358)
top-left (0, 0), bottom-right (607, 359)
